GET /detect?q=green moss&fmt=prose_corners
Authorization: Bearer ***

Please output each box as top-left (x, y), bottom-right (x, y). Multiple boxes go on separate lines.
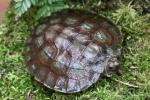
top-left (0, 1), bottom-right (150, 100)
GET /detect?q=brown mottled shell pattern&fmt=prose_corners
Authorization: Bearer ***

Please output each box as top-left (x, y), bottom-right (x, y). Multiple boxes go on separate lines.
top-left (25, 9), bottom-right (123, 93)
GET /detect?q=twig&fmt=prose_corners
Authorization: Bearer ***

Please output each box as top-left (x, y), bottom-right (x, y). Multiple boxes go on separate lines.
top-left (113, 78), bottom-right (139, 88)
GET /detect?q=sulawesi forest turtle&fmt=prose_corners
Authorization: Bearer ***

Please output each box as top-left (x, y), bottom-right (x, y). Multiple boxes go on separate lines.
top-left (25, 9), bottom-right (123, 93)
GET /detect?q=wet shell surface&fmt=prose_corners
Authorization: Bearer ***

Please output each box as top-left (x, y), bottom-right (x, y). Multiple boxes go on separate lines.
top-left (25, 9), bottom-right (123, 93)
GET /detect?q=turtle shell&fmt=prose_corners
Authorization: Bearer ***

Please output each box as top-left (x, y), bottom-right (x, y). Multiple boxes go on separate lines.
top-left (25, 9), bottom-right (123, 93)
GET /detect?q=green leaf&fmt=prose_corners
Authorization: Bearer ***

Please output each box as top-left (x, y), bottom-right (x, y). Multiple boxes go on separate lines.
top-left (24, 0), bottom-right (32, 8)
top-left (14, 0), bottom-right (22, 2)
top-left (14, 0), bottom-right (67, 18)
top-left (31, 0), bottom-right (38, 5)
top-left (14, 0), bottom-right (32, 16)
top-left (14, 2), bottom-right (22, 9)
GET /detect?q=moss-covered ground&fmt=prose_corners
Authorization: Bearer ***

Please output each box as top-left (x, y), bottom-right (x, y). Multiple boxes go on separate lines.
top-left (0, 1), bottom-right (150, 100)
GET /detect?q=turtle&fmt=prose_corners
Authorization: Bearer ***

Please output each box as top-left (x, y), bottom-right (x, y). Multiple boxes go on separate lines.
top-left (25, 9), bottom-right (123, 93)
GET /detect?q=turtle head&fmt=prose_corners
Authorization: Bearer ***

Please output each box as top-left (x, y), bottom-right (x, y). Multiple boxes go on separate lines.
top-left (103, 47), bottom-right (121, 77)
top-left (104, 56), bottom-right (120, 77)
top-left (107, 57), bottom-right (119, 71)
